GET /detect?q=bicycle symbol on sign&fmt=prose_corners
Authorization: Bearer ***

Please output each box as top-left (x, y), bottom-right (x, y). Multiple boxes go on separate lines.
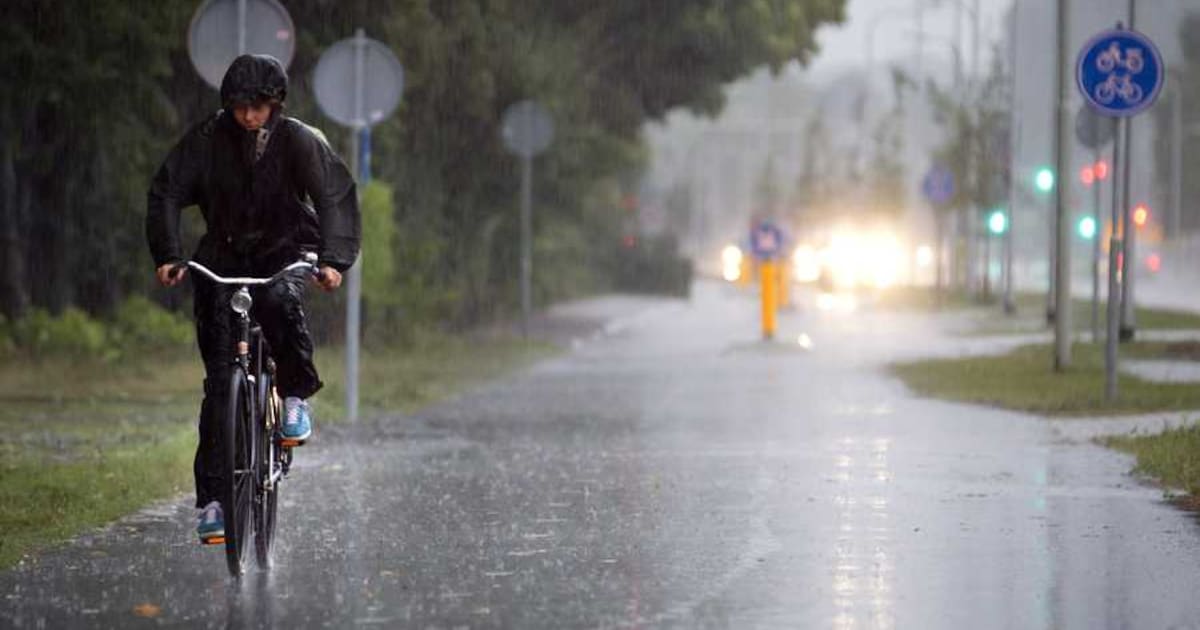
top-left (1093, 42), bottom-right (1145, 106)
top-left (1096, 41), bottom-right (1144, 74)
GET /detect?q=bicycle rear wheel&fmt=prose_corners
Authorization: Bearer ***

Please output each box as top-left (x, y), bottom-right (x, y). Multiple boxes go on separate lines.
top-left (255, 372), bottom-right (280, 569)
top-left (224, 368), bottom-right (257, 577)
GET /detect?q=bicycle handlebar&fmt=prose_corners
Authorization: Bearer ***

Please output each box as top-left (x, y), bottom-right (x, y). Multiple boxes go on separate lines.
top-left (173, 257), bottom-right (319, 286)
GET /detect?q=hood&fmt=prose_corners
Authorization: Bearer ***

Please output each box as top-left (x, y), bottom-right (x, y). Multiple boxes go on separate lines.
top-left (220, 54), bottom-right (288, 107)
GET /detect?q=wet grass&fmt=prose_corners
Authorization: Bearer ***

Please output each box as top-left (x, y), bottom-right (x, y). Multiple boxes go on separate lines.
top-left (961, 295), bottom-right (1200, 337)
top-left (890, 341), bottom-right (1200, 416)
top-left (1105, 426), bottom-right (1200, 499)
top-left (0, 335), bottom-right (554, 569)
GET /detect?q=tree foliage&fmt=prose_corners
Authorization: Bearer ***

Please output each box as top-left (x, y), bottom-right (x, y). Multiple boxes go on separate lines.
top-left (0, 0), bottom-right (845, 331)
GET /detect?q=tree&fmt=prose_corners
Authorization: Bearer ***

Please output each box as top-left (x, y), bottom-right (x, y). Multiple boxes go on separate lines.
top-left (0, 0), bottom-right (847, 331)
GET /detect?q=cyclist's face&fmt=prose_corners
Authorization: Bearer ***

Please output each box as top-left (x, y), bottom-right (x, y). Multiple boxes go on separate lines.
top-left (232, 102), bottom-right (272, 131)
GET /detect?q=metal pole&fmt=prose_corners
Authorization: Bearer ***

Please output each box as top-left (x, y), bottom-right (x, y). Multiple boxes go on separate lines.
top-left (1106, 117), bottom-right (1126, 400)
top-left (915, 0), bottom-right (925, 86)
top-left (519, 154), bottom-right (533, 338)
top-left (1003, 0), bottom-right (1019, 315)
top-left (1171, 75), bottom-right (1183, 237)
top-left (1053, 0), bottom-right (1071, 369)
top-left (1092, 146), bottom-right (1102, 342)
top-left (236, 0), bottom-right (247, 55)
top-left (344, 28), bottom-right (367, 423)
top-left (1119, 5), bottom-right (1137, 341)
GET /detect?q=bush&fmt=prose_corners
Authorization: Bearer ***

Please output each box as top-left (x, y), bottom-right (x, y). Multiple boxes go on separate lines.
top-left (8, 308), bottom-right (111, 358)
top-left (110, 295), bottom-right (194, 352)
top-left (0, 296), bottom-right (193, 360)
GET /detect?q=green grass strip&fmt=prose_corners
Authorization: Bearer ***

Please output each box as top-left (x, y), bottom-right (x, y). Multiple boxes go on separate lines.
top-left (0, 428), bottom-right (194, 568)
top-left (1106, 425), bottom-right (1200, 497)
top-left (0, 334), bottom-right (555, 569)
top-left (890, 342), bottom-right (1200, 416)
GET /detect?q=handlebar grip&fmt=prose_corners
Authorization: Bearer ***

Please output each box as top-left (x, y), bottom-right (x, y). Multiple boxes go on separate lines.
top-left (168, 262), bottom-right (188, 281)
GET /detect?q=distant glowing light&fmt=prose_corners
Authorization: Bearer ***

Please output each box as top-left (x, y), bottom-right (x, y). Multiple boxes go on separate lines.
top-left (1035, 168), bottom-right (1055, 192)
top-left (1094, 160), bottom-right (1109, 180)
top-left (1078, 216), bottom-right (1097, 240)
top-left (915, 245), bottom-right (934, 268)
top-left (797, 333), bottom-right (814, 350)
top-left (987, 209), bottom-right (1008, 235)
top-left (1080, 166), bottom-right (1095, 186)
top-left (1133, 204), bottom-right (1149, 227)
top-left (1147, 253), bottom-right (1162, 272)
top-left (792, 245), bottom-right (821, 283)
top-left (721, 245), bottom-right (743, 282)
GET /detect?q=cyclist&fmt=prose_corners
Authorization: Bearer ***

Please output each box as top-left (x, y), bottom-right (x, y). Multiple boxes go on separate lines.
top-left (145, 54), bottom-right (360, 543)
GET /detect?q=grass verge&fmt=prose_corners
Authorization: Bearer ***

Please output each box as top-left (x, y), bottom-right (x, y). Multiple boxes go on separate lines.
top-left (962, 295), bottom-right (1200, 336)
top-left (890, 341), bottom-right (1200, 416)
top-left (1105, 426), bottom-right (1200, 500)
top-left (0, 334), bottom-right (554, 569)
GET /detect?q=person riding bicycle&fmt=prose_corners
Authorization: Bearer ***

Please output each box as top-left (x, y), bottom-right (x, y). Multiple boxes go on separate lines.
top-left (145, 54), bottom-right (360, 543)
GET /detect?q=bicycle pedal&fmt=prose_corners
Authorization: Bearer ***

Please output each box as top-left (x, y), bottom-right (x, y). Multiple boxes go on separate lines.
top-left (280, 438), bottom-right (305, 448)
top-left (200, 536), bottom-right (226, 546)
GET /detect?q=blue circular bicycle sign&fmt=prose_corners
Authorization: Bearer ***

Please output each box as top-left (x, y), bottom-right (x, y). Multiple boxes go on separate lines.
top-left (922, 166), bottom-right (955, 206)
top-left (1076, 27), bottom-right (1164, 117)
top-left (749, 220), bottom-right (785, 261)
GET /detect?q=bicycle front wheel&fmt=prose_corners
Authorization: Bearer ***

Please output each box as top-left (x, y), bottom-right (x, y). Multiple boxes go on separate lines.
top-left (255, 372), bottom-right (280, 569)
top-left (224, 367), bottom-right (257, 577)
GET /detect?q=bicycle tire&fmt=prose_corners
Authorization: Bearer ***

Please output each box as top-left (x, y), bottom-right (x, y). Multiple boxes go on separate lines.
top-left (254, 372), bottom-right (280, 569)
top-left (224, 367), bottom-right (257, 577)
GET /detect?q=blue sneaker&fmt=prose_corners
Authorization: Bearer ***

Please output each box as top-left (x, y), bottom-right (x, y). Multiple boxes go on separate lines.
top-left (282, 397), bottom-right (312, 443)
top-left (197, 501), bottom-right (224, 544)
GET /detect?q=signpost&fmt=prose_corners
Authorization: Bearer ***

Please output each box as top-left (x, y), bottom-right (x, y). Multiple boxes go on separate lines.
top-left (314, 29), bottom-right (405, 423)
top-left (1075, 104), bottom-right (1116, 345)
top-left (1076, 24), bottom-right (1164, 400)
top-left (922, 166), bottom-right (955, 305)
top-left (749, 220), bottom-right (785, 341)
top-left (921, 166), bottom-right (955, 207)
top-left (501, 100), bottom-right (555, 337)
top-left (187, 0), bottom-right (295, 89)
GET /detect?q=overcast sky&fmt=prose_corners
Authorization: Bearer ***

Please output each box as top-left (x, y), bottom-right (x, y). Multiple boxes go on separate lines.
top-left (804, 0), bottom-right (1012, 84)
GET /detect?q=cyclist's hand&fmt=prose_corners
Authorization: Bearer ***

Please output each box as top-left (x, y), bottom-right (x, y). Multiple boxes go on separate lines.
top-left (314, 265), bottom-right (342, 291)
top-left (156, 263), bottom-right (186, 287)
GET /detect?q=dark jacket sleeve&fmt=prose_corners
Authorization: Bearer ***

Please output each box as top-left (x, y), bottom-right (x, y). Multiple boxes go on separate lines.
top-left (291, 121), bottom-right (360, 273)
top-left (146, 122), bottom-right (205, 267)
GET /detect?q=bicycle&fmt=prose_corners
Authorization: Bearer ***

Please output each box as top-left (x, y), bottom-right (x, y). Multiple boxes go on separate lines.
top-left (172, 254), bottom-right (319, 576)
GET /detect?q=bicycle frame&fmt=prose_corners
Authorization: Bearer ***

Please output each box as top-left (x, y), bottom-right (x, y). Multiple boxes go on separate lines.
top-left (177, 255), bottom-right (317, 574)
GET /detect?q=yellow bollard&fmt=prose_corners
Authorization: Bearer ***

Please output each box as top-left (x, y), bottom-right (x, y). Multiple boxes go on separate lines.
top-left (760, 260), bottom-right (778, 340)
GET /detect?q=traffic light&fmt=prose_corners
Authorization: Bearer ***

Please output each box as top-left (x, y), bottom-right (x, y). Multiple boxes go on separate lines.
top-left (987, 208), bottom-right (1008, 235)
top-left (1080, 166), bottom-right (1095, 186)
top-left (1078, 216), bottom-right (1097, 240)
top-left (1034, 167), bottom-right (1055, 192)
top-left (1133, 203), bottom-right (1149, 228)
top-left (1094, 160), bottom-right (1109, 180)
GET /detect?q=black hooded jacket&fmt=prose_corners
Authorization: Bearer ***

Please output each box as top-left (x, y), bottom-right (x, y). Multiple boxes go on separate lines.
top-left (146, 55), bottom-right (359, 275)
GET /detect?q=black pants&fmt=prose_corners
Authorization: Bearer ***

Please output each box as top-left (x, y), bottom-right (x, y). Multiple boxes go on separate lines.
top-left (191, 274), bottom-right (322, 508)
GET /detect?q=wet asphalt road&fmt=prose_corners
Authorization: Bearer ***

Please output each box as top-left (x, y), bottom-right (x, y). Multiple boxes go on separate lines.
top-left (6, 281), bottom-right (1200, 629)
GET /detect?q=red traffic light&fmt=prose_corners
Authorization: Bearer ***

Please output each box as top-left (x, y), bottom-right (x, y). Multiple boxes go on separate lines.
top-left (1133, 204), bottom-right (1149, 228)
top-left (1080, 166), bottom-right (1095, 186)
top-left (1094, 160), bottom-right (1109, 180)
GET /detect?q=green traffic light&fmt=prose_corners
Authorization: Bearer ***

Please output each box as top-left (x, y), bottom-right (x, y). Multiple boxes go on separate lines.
top-left (1034, 168), bottom-right (1055, 192)
top-left (1078, 216), bottom-right (1097, 240)
top-left (987, 209), bottom-right (1008, 235)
